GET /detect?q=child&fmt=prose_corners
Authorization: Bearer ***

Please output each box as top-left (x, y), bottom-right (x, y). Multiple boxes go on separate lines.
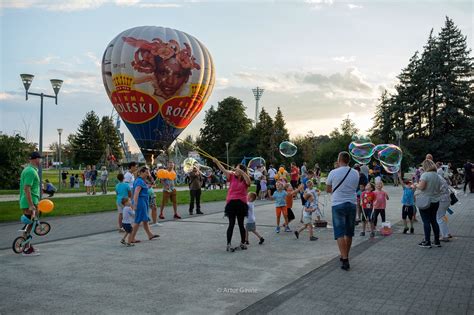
top-left (74, 174), bottom-right (80, 188)
top-left (120, 198), bottom-right (135, 246)
top-left (399, 176), bottom-right (415, 234)
top-left (259, 177), bottom-right (268, 200)
top-left (294, 193), bottom-right (318, 241)
top-left (147, 176), bottom-right (161, 227)
top-left (372, 181), bottom-right (389, 236)
top-left (115, 173), bottom-right (132, 231)
top-left (360, 183), bottom-right (375, 236)
top-left (300, 180), bottom-right (318, 223)
top-left (285, 183), bottom-right (296, 225)
top-left (271, 182), bottom-right (299, 233)
top-left (245, 192), bottom-right (265, 245)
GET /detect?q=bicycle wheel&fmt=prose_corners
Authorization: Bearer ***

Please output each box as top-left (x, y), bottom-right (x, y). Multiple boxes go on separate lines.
top-left (12, 236), bottom-right (27, 254)
top-left (34, 222), bottom-right (51, 236)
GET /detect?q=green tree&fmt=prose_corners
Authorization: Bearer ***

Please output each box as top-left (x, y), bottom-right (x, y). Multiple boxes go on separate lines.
top-left (255, 108), bottom-right (274, 162)
top-left (100, 116), bottom-right (123, 161)
top-left (70, 111), bottom-right (105, 166)
top-left (0, 135), bottom-right (36, 189)
top-left (272, 107), bottom-right (290, 165)
top-left (197, 97), bottom-right (252, 162)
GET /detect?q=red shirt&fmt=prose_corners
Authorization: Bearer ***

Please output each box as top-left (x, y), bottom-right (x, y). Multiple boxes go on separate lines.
top-left (290, 166), bottom-right (299, 181)
top-left (361, 191), bottom-right (375, 209)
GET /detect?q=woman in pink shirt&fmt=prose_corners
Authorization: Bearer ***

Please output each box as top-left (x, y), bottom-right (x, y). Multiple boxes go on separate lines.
top-left (371, 181), bottom-right (389, 236)
top-left (212, 158), bottom-right (251, 252)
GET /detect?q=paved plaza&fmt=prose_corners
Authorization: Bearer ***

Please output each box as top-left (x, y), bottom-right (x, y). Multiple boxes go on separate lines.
top-left (0, 187), bottom-right (472, 314)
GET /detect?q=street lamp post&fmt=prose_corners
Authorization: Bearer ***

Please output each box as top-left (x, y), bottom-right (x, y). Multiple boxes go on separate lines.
top-left (57, 128), bottom-right (63, 191)
top-left (225, 142), bottom-right (229, 170)
top-left (20, 74), bottom-right (63, 186)
top-left (394, 130), bottom-right (403, 147)
top-left (252, 87), bottom-right (264, 126)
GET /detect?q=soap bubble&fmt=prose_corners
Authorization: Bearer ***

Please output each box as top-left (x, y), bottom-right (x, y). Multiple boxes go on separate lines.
top-left (247, 157), bottom-right (266, 175)
top-left (378, 145), bottom-right (402, 166)
top-left (352, 156), bottom-right (372, 165)
top-left (380, 161), bottom-right (400, 174)
top-left (348, 142), bottom-right (375, 159)
top-left (279, 141), bottom-right (298, 158)
top-left (373, 144), bottom-right (391, 160)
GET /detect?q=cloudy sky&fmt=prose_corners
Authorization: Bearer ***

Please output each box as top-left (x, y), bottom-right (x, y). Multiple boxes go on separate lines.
top-left (0, 0), bottom-right (472, 153)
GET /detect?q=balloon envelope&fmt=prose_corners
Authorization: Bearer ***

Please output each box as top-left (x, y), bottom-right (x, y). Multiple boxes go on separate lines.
top-left (102, 26), bottom-right (215, 162)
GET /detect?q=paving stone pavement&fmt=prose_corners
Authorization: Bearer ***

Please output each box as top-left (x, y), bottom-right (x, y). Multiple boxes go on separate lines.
top-left (239, 191), bottom-right (474, 315)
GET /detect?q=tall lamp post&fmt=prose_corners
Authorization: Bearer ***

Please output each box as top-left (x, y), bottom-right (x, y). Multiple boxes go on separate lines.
top-left (57, 128), bottom-right (63, 191)
top-left (394, 130), bottom-right (403, 147)
top-left (225, 142), bottom-right (229, 170)
top-left (252, 87), bottom-right (264, 126)
top-left (20, 74), bottom-right (63, 186)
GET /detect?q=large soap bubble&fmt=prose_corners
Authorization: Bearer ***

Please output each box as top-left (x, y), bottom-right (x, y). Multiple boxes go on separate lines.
top-left (279, 141), bottom-right (298, 158)
top-left (380, 161), bottom-right (400, 174)
top-left (352, 156), bottom-right (372, 165)
top-left (373, 144), bottom-right (391, 160)
top-left (247, 157), bottom-right (266, 175)
top-left (378, 145), bottom-right (402, 166)
top-left (349, 142), bottom-right (375, 159)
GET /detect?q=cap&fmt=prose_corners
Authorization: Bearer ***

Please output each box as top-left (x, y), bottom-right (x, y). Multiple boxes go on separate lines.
top-left (30, 152), bottom-right (42, 160)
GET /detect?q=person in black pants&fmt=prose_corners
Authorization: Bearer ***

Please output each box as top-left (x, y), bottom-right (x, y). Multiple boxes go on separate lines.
top-left (188, 167), bottom-right (203, 215)
top-left (212, 158), bottom-right (251, 252)
top-left (463, 161), bottom-right (472, 194)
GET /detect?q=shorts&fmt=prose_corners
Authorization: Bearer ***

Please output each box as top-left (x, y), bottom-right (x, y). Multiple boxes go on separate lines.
top-left (117, 202), bottom-right (124, 213)
top-left (162, 190), bottom-right (177, 205)
top-left (276, 206), bottom-right (288, 217)
top-left (402, 205), bottom-right (414, 220)
top-left (84, 180), bottom-right (92, 187)
top-left (362, 208), bottom-right (372, 222)
top-left (122, 223), bottom-right (132, 233)
top-left (303, 216), bottom-right (312, 224)
top-left (246, 222), bottom-right (256, 231)
top-left (149, 195), bottom-right (156, 208)
top-left (332, 202), bottom-right (356, 240)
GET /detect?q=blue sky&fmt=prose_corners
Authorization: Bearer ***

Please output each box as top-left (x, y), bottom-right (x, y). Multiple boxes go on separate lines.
top-left (0, 0), bottom-right (472, 153)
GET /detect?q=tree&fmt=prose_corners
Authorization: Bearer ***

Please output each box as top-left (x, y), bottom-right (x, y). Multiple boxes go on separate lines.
top-left (272, 107), bottom-right (290, 165)
top-left (255, 108), bottom-right (274, 162)
top-left (197, 97), bottom-right (252, 162)
top-left (0, 135), bottom-right (36, 189)
top-left (100, 116), bottom-right (123, 161)
top-left (70, 111), bottom-right (105, 166)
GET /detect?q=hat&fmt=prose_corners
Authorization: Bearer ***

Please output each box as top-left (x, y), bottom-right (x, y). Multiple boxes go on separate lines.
top-left (29, 151), bottom-right (42, 160)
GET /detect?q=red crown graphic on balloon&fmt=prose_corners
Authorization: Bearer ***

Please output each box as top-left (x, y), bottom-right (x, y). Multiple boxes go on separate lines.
top-left (113, 74), bottom-right (134, 92)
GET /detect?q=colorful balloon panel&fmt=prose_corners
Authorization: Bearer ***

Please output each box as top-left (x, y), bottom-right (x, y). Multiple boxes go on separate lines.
top-left (102, 26), bottom-right (215, 162)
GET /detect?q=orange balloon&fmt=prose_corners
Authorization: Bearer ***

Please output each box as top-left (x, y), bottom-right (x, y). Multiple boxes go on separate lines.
top-left (279, 167), bottom-right (285, 173)
top-left (156, 169), bottom-right (168, 179)
top-left (38, 199), bottom-right (54, 213)
top-left (168, 171), bottom-right (176, 181)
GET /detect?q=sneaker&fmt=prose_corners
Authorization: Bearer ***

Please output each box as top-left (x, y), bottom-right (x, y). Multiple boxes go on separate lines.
top-left (126, 242), bottom-right (135, 247)
top-left (120, 239), bottom-right (126, 245)
top-left (341, 259), bottom-right (350, 270)
top-left (173, 214), bottom-right (182, 220)
top-left (22, 247), bottom-right (40, 256)
top-left (259, 237), bottom-right (265, 245)
top-left (275, 226), bottom-right (280, 233)
top-left (150, 222), bottom-right (163, 227)
top-left (370, 231), bottom-right (375, 238)
top-left (418, 241), bottom-right (432, 248)
top-left (434, 242), bottom-right (442, 247)
top-left (410, 227), bottom-right (414, 234)
top-left (360, 231), bottom-right (365, 236)
top-left (440, 238), bottom-right (450, 242)
top-left (159, 214), bottom-right (165, 219)
top-left (196, 211), bottom-right (204, 215)
top-left (244, 240), bottom-right (249, 245)
top-left (285, 226), bottom-right (292, 233)
top-left (309, 236), bottom-right (318, 241)
top-left (294, 231), bottom-right (299, 239)
top-left (240, 243), bottom-right (248, 250)
top-left (403, 227), bottom-right (409, 234)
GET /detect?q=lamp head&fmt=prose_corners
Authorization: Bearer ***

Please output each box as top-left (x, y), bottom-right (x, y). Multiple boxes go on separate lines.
top-left (50, 79), bottom-right (63, 96)
top-left (57, 128), bottom-right (63, 135)
top-left (20, 74), bottom-right (34, 95)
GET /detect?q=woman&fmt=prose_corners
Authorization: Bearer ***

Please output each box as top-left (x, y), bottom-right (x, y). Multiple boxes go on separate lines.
top-left (129, 167), bottom-right (159, 244)
top-left (437, 174), bottom-right (453, 242)
top-left (100, 166), bottom-right (108, 194)
top-left (416, 159), bottom-right (442, 248)
top-left (212, 158), bottom-right (251, 252)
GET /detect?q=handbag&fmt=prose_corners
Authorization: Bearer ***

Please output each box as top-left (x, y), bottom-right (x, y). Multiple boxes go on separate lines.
top-left (450, 192), bottom-right (458, 205)
top-left (415, 194), bottom-right (431, 210)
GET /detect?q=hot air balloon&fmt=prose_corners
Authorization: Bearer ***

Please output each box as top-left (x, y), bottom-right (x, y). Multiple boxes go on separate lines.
top-left (101, 26), bottom-right (215, 163)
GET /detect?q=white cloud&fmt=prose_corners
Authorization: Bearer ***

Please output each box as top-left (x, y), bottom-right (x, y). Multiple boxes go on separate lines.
top-left (25, 55), bottom-right (59, 65)
top-left (0, 0), bottom-right (181, 11)
top-left (0, 92), bottom-right (16, 100)
top-left (347, 3), bottom-right (363, 9)
top-left (332, 56), bottom-right (356, 63)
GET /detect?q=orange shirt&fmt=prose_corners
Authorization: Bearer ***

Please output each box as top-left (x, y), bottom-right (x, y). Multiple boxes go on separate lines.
top-left (286, 189), bottom-right (294, 209)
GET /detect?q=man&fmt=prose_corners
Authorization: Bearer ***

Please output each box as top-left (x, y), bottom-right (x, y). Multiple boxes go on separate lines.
top-left (326, 152), bottom-right (359, 270)
top-left (42, 179), bottom-right (56, 197)
top-left (253, 166), bottom-right (263, 197)
top-left (124, 162), bottom-right (138, 191)
top-left (300, 162), bottom-right (307, 177)
top-left (290, 162), bottom-right (299, 189)
top-left (464, 160), bottom-right (472, 194)
top-left (159, 161), bottom-right (182, 219)
top-left (267, 164), bottom-right (277, 194)
top-left (90, 165), bottom-right (98, 195)
top-left (19, 152), bottom-right (42, 256)
top-left (61, 170), bottom-right (68, 187)
top-left (188, 166), bottom-right (204, 215)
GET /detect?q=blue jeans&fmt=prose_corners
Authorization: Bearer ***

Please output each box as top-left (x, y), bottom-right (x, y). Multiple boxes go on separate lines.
top-left (419, 202), bottom-right (440, 243)
top-left (332, 202), bottom-right (356, 240)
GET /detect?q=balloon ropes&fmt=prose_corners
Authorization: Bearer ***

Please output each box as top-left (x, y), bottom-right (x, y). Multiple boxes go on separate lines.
top-left (102, 26), bottom-right (215, 164)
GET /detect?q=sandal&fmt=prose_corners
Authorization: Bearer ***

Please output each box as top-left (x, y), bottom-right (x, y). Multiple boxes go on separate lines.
top-left (149, 235), bottom-right (160, 240)
top-left (131, 240), bottom-right (141, 243)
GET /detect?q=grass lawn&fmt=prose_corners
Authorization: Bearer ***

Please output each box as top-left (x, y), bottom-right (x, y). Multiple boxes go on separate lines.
top-left (0, 189), bottom-right (229, 222)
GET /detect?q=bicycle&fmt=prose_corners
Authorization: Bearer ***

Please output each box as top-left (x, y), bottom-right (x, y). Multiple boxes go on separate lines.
top-left (12, 213), bottom-right (51, 254)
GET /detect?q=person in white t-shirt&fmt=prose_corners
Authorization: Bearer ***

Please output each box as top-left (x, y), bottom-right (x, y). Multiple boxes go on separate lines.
top-left (124, 162), bottom-right (138, 190)
top-left (244, 192), bottom-right (264, 245)
top-left (267, 165), bottom-right (277, 194)
top-left (326, 151), bottom-right (359, 271)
